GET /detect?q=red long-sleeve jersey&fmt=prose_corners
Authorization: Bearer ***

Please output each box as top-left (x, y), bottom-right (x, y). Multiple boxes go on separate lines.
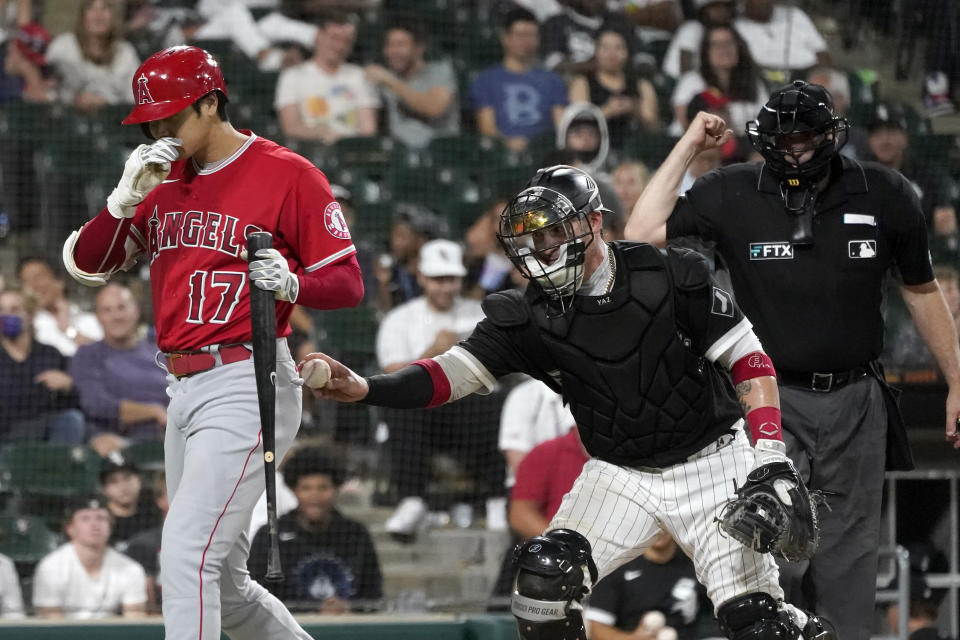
top-left (73, 132), bottom-right (362, 352)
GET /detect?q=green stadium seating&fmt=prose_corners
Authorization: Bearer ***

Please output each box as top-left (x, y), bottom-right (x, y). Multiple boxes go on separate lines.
top-left (124, 441), bottom-right (165, 473)
top-left (0, 514), bottom-right (62, 567)
top-left (328, 136), bottom-right (398, 170)
top-left (620, 132), bottom-right (678, 167)
top-left (329, 167), bottom-right (390, 205)
top-left (0, 443), bottom-right (100, 497)
top-left (317, 306), bottom-right (380, 372)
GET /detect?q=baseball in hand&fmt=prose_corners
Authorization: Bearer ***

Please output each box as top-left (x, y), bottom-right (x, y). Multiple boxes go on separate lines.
top-left (657, 627), bottom-right (678, 640)
top-left (299, 358), bottom-right (332, 389)
top-left (641, 611), bottom-right (666, 632)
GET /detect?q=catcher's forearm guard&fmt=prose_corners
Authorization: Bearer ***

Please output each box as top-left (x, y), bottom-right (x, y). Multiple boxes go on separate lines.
top-left (718, 460), bottom-right (823, 562)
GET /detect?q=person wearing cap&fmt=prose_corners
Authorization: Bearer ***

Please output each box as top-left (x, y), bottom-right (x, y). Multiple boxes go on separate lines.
top-left (867, 101), bottom-right (960, 263)
top-left (0, 21), bottom-right (55, 103)
top-left (374, 203), bottom-right (448, 313)
top-left (627, 85), bottom-right (960, 640)
top-left (100, 451), bottom-right (161, 548)
top-left (885, 543), bottom-right (952, 640)
top-left (62, 43), bottom-right (363, 640)
top-left (32, 494), bottom-right (148, 619)
top-left (375, 239), bottom-right (502, 539)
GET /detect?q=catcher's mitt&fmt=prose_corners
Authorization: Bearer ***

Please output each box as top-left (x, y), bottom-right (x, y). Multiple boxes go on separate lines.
top-left (718, 460), bottom-right (822, 562)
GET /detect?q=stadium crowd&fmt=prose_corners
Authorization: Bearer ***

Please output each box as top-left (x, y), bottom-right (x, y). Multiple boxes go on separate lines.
top-left (0, 0), bottom-right (958, 636)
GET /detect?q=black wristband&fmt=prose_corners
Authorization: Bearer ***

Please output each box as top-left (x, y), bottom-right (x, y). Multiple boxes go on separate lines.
top-left (361, 365), bottom-right (434, 408)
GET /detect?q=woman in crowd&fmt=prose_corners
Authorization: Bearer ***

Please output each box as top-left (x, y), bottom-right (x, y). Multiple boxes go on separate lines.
top-left (568, 26), bottom-right (659, 146)
top-left (669, 24), bottom-right (766, 136)
top-left (47, 0), bottom-right (140, 113)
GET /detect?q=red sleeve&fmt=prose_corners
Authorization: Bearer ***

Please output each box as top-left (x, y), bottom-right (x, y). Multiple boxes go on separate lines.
top-left (511, 444), bottom-right (551, 512)
top-left (279, 166), bottom-right (356, 274)
top-left (295, 254), bottom-right (364, 310)
top-left (73, 208), bottom-right (137, 273)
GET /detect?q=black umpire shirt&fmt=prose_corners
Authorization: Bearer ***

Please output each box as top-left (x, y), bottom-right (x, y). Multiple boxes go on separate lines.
top-left (667, 155), bottom-right (934, 372)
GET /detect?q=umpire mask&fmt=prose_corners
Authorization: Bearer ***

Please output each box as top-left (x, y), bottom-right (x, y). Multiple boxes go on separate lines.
top-left (497, 186), bottom-right (594, 314)
top-left (746, 81), bottom-right (850, 245)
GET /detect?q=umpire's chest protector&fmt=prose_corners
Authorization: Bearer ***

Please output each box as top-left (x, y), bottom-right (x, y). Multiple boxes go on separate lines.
top-left (527, 243), bottom-right (742, 468)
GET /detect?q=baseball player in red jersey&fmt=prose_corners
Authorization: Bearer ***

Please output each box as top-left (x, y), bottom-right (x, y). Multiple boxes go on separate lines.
top-left (62, 46), bottom-right (363, 640)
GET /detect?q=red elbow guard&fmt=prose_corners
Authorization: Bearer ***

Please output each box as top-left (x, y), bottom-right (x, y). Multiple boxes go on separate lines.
top-left (412, 358), bottom-right (451, 408)
top-left (731, 351), bottom-right (776, 385)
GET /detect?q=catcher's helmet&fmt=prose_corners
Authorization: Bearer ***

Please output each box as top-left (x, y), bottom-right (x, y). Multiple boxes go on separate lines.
top-left (746, 80), bottom-right (849, 183)
top-left (497, 165), bottom-right (608, 308)
top-left (122, 46), bottom-right (227, 125)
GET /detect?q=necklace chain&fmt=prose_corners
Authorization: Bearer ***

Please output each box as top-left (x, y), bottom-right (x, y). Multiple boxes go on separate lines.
top-left (603, 246), bottom-right (616, 294)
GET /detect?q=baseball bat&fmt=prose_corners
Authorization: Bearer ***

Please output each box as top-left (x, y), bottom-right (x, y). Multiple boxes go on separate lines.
top-left (247, 231), bottom-right (284, 582)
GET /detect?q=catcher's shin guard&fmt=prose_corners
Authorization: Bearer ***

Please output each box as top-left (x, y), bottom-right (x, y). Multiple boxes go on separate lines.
top-left (511, 529), bottom-right (598, 640)
top-left (717, 593), bottom-right (837, 640)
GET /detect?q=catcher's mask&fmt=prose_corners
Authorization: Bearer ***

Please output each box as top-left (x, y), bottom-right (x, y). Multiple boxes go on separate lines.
top-left (497, 165), bottom-right (607, 314)
top-left (746, 81), bottom-right (849, 245)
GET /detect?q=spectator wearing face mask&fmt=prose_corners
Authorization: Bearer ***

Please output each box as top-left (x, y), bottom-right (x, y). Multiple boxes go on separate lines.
top-left (0, 287), bottom-right (85, 445)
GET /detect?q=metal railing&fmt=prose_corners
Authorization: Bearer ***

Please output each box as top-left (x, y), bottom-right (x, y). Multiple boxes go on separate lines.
top-left (878, 470), bottom-right (960, 639)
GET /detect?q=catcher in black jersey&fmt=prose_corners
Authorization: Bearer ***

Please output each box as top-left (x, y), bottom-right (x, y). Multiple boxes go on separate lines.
top-left (303, 165), bottom-right (834, 640)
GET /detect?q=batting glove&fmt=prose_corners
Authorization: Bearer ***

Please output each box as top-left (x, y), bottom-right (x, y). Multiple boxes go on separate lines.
top-left (107, 137), bottom-right (182, 219)
top-left (752, 439), bottom-right (796, 505)
top-left (249, 248), bottom-right (299, 302)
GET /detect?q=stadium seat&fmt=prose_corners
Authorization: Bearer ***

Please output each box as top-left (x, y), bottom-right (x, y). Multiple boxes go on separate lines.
top-left (124, 441), bottom-right (165, 472)
top-left (0, 514), bottom-right (61, 567)
top-left (426, 134), bottom-right (499, 172)
top-left (620, 132), bottom-right (678, 167)
top-left (0, 443), bottom-right (100, 497)
top-left (328, 136), bottom-right (398, 171)
top-left (317, 306), bottom-right (380, 373)
top-left (329, 167), bottom-right (390, 205)
top-left (352, 202), bottom-right (393, 247)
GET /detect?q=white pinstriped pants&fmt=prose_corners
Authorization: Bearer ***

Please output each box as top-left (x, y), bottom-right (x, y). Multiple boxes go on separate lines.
top-left (549, 428), bottom-right (784, 611)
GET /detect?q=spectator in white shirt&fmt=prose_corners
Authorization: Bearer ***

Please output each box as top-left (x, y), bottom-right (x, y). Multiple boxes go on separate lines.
top-left (733, 0), bottom-right (830, 81)
top-left (46, 0), bottom-right (140, 113)
top-left (376, 239), bottom-right (495, 539)
top-left (498, 377), bottom-right (576, 487)
top-left (275, 10), bottom-right (379, 144)
top-left (376, 239), bottom-right (485, 374)
top-left (32, 495), bottom-right (147, 619)
top-left (18, 256), bottom-right (102, 357)
top-left (0, 552), bottom-right (25, 619)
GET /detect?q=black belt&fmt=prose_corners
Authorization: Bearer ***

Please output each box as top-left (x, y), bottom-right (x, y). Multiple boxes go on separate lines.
top-left (777, 366), bottom-right (870, 392)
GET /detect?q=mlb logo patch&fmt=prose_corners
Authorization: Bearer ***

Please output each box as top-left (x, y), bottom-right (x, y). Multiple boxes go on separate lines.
top-left (848, 240), bottom-right (877, 258)
top-left (711, 287), bottom-right (734, 317)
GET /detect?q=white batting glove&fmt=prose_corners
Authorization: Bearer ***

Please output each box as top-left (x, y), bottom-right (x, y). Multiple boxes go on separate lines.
top-left (249, 248), bottom-right (299, 302)
top-left (753, 439), bottom-right (797, 506)
top-left (107, 137), bottom-right (182, 219)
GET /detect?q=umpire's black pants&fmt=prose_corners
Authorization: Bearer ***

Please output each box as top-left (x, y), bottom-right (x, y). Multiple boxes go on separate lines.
top-left (777, 377), bottom-right (888, 640)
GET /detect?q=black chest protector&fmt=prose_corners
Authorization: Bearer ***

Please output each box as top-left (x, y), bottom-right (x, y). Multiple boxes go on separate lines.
top-left (502, 243), bottom-right (743, 468)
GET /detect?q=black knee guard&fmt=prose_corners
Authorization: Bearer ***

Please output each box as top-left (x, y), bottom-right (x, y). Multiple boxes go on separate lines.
top-left (510, 529), bottom-right (598, 640)
top-left (716, 593), bottom-right (837, 640)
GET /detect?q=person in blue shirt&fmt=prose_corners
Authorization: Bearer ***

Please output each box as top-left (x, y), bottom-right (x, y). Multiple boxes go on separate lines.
top-left (470, 8), bottom-right (568, 152)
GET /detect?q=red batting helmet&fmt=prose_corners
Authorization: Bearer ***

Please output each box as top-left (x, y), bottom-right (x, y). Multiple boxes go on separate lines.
top-left (122, 46), bottom-right (228, 125)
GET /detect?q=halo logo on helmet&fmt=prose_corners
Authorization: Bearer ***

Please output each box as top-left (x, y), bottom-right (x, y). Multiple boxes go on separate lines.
top-left (122, 46), bottom-right (228, 126)
top-left (497, 166), bottom-right (608, 315)
top-left (746, 81), bottom-right (849, 245)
